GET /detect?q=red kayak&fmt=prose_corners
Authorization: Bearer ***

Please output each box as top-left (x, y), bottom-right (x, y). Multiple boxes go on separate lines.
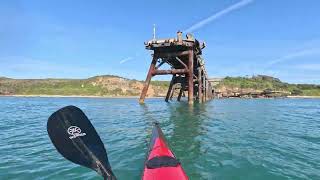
top-left (142, 122), bottom-right (189, 180)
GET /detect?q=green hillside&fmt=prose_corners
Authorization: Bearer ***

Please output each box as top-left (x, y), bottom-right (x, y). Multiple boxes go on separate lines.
top-left (0, 74), bottom-right (319, 97)
top-left (0, 75), bottom-right (168, 97)
top-left (216, 75), bottom-right (320, 96)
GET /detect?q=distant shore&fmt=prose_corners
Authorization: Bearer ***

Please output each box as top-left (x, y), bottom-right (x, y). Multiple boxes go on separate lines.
top-left (287, 96), bottom-right (320, 99)
top-left (0, 95), bottom-right (164, 98)
top-left (1, 94), bottom-right (320, 99)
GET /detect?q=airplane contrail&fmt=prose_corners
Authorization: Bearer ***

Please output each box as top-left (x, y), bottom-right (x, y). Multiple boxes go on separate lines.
top-left (119, 57), bottom-right (133, 64)
top-left (184, 0), bottom-right (255, 33)
top-left (267, 48), bottom-right (320, 66)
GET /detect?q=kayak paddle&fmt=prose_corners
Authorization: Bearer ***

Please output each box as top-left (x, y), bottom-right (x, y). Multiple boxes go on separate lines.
top-left (47, 105), bottom-right (116, 180)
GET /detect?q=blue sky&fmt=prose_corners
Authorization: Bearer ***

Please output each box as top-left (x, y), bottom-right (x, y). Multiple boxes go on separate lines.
top-left (0, 0), bottom-right (319, 84)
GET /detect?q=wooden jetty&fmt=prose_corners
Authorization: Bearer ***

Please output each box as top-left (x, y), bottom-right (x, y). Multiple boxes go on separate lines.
top-left (139, 31), bottom-right (213, 104)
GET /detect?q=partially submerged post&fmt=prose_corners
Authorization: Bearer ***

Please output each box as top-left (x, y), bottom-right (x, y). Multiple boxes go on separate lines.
top-left (139, 31), bottom-right (213, 104)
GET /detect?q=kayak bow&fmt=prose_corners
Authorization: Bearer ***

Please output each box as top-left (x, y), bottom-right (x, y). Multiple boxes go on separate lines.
top-left (48, 106), bottom-right (188, 180)
top-left (142, 122), bottom-right (188, 180)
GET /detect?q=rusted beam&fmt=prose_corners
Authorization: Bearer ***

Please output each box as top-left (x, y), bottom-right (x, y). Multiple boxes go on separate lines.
top-left (139, 56), bottom-right (157, 104)
top-left (155, 59), bottom-right (166, 69)
top-left (170, 84), bottom-right (175, 100)
top-left (193, 74), bottom-right (198, 80)
top-left (155, 51), bottom-right (189, 58)
top-left (198, 68), bottom-right (203, 103)
top-left (177, 89), bottom-right (183, 101)
top-left (203, 76), bottom-right (206, 102)
top-left (209, 82), bottom-right (213, 99)
top-left (175, 57), bottom-right (188, 69)
top-left (177, 81), bottom-right (186, 101)
top-left (146, 41), bottom-right (194, 49)
top-left (153, 69), bottom-right (188, 75)
top-left (165, 76), bottom-right (175, 102)
top-left (188, 49), bottom-right (194, 105)
top-left (205, 77), bottom-right (209, 101)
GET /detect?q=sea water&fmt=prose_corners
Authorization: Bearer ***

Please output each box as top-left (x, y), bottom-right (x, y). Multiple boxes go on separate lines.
top-left (0, 97), bottom-right (319, 179)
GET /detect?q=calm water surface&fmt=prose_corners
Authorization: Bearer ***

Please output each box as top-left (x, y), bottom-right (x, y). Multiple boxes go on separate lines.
top-left (0, 97), bottom-right (319, 179)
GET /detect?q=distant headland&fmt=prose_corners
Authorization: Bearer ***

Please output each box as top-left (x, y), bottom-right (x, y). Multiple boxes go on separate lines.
top-left (0, 75), bottom-right (319, 98)
top-left (214, 75), bottom-right (320, 98)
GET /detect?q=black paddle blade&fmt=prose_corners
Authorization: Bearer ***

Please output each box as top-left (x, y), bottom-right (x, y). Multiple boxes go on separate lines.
top-left (47, 105), bottom-right (116, 179)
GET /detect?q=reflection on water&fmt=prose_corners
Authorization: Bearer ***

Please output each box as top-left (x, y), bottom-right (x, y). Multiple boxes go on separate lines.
top-left (167, 103), bottom-right (206, 179)
top-left (0, 97), bottom-right (319, 180)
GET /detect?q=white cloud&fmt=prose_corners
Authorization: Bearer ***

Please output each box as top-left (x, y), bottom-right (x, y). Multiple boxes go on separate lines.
top-left (184, 0), bottom-right (254, 32)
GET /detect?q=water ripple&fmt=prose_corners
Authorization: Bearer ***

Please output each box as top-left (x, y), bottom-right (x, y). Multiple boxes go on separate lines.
top-left (0, 97), bottom-right (319, 179)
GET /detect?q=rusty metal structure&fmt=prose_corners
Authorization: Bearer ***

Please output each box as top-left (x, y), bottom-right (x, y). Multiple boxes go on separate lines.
top-left (139, 31), bottom-right (213, 104)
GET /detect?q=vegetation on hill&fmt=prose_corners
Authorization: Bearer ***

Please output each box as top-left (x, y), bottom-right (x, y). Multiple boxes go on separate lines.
top-left (0, 74), bottom-right (319, 97)
top-left (0, 75), bottom-right (168, 97)
top-left (216, 75), bottom-right (320, 96)
top-left (150, 80), bottom-right (170, 88)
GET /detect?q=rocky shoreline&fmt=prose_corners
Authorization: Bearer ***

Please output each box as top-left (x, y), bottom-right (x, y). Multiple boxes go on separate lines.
top-left (1, 75), bottom-right (319, 99)
top-left (1, 94), bottom-right (319, 99)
